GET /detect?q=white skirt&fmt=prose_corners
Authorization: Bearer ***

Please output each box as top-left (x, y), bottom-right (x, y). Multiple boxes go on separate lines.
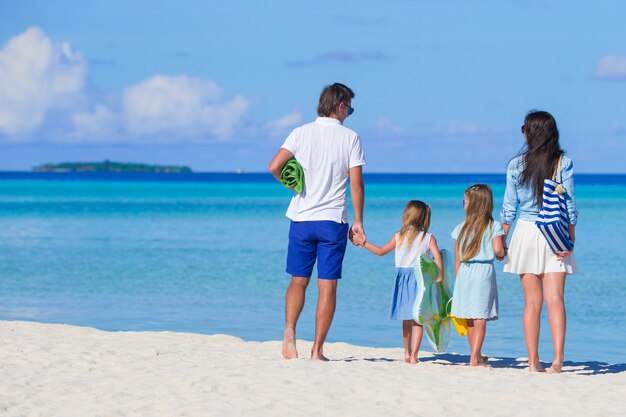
top-left (504, 220), bottom-right (577, 275)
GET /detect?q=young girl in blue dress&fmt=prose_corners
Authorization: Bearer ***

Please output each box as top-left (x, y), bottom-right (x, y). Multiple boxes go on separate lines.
top-left (353, 200), bottom-right (444, 364)
top-left (451, 184), bottom-right (506, 367)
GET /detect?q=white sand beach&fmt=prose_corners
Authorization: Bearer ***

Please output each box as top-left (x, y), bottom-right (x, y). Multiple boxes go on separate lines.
top-left (1, 321), bottom-right (624, 417)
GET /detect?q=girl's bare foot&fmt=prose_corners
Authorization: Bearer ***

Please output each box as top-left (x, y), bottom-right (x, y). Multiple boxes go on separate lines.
top-left (546, 362), bottom-right (563, 374)
top-left (282, 328), bottom-right (298, 359)
top-left (409, 356), bottom-right (419, 364)
top-left (528, 362), bottom-right (546, 372)
top-left (404, 353), bottom-right (411, 363)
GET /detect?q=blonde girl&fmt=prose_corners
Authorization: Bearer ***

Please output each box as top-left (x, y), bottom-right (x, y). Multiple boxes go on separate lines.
top-left (451, 185), bottom-right (506, 367)
top-left (353, 200), bottom-right (444, 364)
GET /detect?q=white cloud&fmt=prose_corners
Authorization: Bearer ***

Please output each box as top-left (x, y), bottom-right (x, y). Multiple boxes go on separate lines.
top-left (0, 28), bottom-right (252, 143)
top-left (264, 110), bottom-right (302, 136)
top-left (122, 75), bottom-right (249, 140)
top-left (70, 104), bottom-right (120, 142)
top-left (0, 27), bottom-right (87, 138)
top-left (595, 54), bottom-right (626, 80)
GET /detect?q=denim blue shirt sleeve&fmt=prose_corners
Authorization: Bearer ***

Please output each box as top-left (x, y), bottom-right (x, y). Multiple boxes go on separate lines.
top-left (500, 158), bottom-right (520, 224)
top-left (500, 154), bottom-right (578, 225)
top-left (560, 156), bottom-right (578, 225)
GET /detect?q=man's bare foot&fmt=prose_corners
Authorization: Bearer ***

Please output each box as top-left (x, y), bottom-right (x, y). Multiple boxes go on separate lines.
top-left (282, 328), bottom-right (298, 359)
top-left (311, 351), bottom-right (329, 361)
top-left (310, 342), bottom-right (330, 361)
top-left (311, 354), bottom-right (330, 361)
top-left (546, 362), bottom-right (563, 374)
top-left (528, 362), bottom-right (546, 372)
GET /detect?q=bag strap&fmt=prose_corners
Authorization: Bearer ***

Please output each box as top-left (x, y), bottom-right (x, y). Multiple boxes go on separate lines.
top-left (552, 154), bottom-right (563, 183)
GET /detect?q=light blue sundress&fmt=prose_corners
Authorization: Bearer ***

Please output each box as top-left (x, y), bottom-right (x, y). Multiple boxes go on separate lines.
top-left (450, 221), bottom-right (504, 320)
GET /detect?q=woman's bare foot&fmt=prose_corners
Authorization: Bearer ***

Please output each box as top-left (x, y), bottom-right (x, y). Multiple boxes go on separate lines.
top-left (546, 362), bottom-right (563, 374)
top-left (528, 362), bottom-right (546, 372)
top-left (409, 356), bottom-right (419, 364)
top-left (471, 362), bottom-right (492, 368)
top-left (470, 357), bottom-right (491, 367)
top-left (282, 328), bottom-right (298, 359)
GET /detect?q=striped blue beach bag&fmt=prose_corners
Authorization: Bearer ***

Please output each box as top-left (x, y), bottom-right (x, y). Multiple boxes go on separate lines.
top-left (535, 155), bottom-right (574, 253)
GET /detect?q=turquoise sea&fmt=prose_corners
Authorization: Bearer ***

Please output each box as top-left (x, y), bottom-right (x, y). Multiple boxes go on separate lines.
top-left (1, 172), bottom-right (625, 365)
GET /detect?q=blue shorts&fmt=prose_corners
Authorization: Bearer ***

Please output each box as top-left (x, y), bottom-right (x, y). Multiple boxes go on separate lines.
top-left (286, 220), bottom-right (349, 280)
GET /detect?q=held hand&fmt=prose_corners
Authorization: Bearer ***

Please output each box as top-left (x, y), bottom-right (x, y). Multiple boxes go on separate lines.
top-left (350, 223), bottom-right (366, 247)
top-left (436, 275), bottom-right (444, 283)
top-left (348, 229), bottom-right (358, 246)
top-left (352, 232), bottom-right (366, 246)
top-left (556, 250), bottom-right (573, 261)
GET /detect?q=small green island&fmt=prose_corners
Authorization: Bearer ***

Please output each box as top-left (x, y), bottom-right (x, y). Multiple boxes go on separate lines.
top-left (33, 160), bottom-right (192, 173)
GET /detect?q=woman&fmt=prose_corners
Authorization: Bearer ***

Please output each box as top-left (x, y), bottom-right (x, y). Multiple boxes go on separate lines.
top-left (500, 110), bottom-right (577, 373)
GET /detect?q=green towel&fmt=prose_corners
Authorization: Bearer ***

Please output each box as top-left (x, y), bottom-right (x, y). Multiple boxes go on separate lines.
top-left (280, 159), bottom-right (304, 193)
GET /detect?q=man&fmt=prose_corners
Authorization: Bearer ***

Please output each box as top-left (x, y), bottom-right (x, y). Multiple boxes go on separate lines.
top-left (268, 83), bottom-right (366, 361)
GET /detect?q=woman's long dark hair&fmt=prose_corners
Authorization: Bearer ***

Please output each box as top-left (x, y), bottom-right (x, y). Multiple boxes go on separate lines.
top-left (518, 110), bottom-right (564, 206)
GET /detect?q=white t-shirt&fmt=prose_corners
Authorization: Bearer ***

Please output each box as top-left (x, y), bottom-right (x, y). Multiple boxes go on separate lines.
top-left (395, 231), bottom-right (432, 267)
top-left (281, 117), bottom-right (366, 223)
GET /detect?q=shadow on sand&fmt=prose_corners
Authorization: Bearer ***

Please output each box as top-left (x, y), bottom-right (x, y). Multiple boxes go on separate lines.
top-left (332, 356), bottom-right (397, 363)
top-left (332, 353), bottom-right (625, 375)
top-left (419, 352), bottom-right (626, 375)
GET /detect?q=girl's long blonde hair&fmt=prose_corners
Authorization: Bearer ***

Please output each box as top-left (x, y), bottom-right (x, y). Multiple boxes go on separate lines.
top-left (397, 200), bottom-right (431, 248)
top-left (458, 184), bottom-right (494, 262)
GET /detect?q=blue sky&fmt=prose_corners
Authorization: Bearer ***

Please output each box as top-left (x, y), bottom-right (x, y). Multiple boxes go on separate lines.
top-left (0, 0), bottom-right (624, 172)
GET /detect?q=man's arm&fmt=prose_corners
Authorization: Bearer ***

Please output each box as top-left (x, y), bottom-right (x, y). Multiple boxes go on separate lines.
top-left (349, 165), bottom-right (365, 239)
top-left (268, 148), bottom-right (294, 182)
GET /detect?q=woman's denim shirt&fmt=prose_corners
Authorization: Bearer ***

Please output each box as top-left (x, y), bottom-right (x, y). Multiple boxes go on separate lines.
top-left (500, 154), bottom-right (577, 225)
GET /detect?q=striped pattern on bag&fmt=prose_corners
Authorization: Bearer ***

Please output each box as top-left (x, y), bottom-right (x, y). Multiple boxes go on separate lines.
top-left (535, 176), bottom-right (574, 253)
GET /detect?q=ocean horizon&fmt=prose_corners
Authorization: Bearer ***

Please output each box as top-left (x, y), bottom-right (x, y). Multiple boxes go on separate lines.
top-left (1, 172), bottom-right (624, 365)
